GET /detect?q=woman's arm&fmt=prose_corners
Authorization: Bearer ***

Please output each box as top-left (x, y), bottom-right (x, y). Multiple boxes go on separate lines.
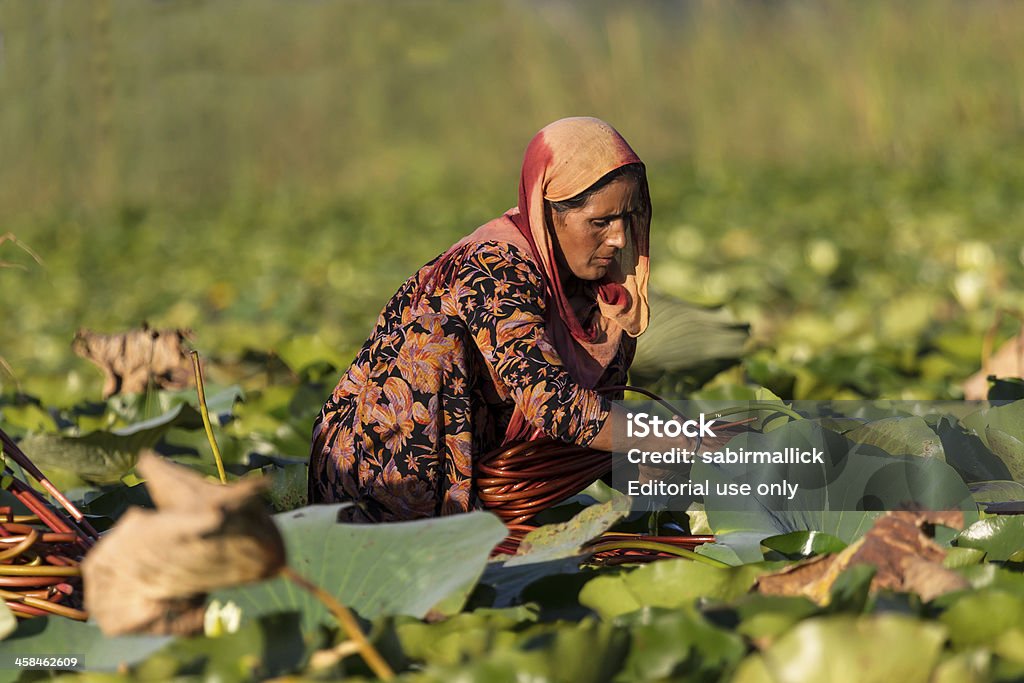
top-left (588, 405), bottom-right (624, 453)
top-left (455, 242), bottom-right (608, 445)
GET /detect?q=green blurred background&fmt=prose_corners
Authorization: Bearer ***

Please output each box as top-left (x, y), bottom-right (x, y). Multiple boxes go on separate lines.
top-left (1, 0), bottom-right (1023, 402)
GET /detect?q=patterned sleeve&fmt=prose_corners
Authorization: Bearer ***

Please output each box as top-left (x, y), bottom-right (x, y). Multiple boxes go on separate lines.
top-left (452, 241), bottom-right (610, 445)
top-left (598, 335), bottom-right (636, 401)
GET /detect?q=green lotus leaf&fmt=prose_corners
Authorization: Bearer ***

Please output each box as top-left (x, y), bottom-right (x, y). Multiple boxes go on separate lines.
top-left (0, 618), bottom-right (171, 680)
top-left (761, 530), bottom-right (847, 558)
top-left (968, 480), bottom-right (1024, 504)
top-left (578, 559), bottom-right (770, 620)
top-left (402, 617), bottom-right (629, 683)
top-left (960, 402), bottom-right (1024, 481)
top-left (12, 386), bottom-right (243, 485)
top-left (697, 420), bottom-right (975, 562)
top-left (955, 516), bottom-right (1024, 561)
top-left (943, 547), bottom-right (986, 569)
top-left (133, 612), bottom-right (312, 682)
top-left (962, 401), bottom-right (1024, 443)
top-left (615, 606), bottom-right (746, 681)
top-left (928, 650), bottom-right (993, 683)
top-left (274, 334), bottom-right (350, 376)
top-left (215, 505), bottom-right (507, 633)
top-left (824, 563), bottom-right (876, 615)
top-left (505, 492), bottom-right (631, 567)
top-left (984, 429), bottom-right (1024, 481)
top-left (734, 594), bottom-right (819, 642)
top-left (631, 292), bottom-right (750, 393)
top-left (953, 564), bottom-right (1024, 596)
top-left (732, 614), bottom-right (945, 683)
top-left (395, 606), bottom-right (539, 668)
top-left (937, 416), bottom-right (1013, 483)
top-left (844, 416), bottom-right (945, 460)
top-left (262, 462), bottom-right (308, 512)
top-left (939, 589), bottom-right (1024, 649)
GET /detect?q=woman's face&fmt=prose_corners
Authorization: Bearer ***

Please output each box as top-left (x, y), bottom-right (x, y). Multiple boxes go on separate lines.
top-left (548, 175), bottom-right (643, 281)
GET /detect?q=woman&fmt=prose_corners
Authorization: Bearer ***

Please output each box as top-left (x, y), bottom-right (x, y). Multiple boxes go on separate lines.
top-left (308, 117), bottom-right (651, 522)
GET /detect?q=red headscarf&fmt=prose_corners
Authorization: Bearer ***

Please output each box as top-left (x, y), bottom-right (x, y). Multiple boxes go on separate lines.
top-left (507, 117), bottom-right (651, 388)
top-left (419, 117), bottom-right (651, 437)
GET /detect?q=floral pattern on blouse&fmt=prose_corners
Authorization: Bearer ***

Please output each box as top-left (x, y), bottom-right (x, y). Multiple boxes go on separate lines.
top-left (308, 240), bottom-right (633, 522)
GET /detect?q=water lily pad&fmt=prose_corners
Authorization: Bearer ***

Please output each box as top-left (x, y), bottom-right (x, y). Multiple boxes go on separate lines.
top-left (578, 559), bottom-right (769, 620)
top-left (262, 463), bottom-right (308, 512)
top-left (732, 614), bottom-right (945, 683)
top-left (395, 606), bottom-right (539, 667)
top-left (506, 493), bottom-right (631, 566)
top-left (960, 402), bottom-right (1024, 480)
top-left (698, 420), bottom-right (975, 562)
top-left (845, 416), bottom-right (945, 460)
top-left (824, 563), bottom-right (876, 614)
top-left (406, 616), bottom-right (630, 683)
top-left (14, 387), bottom-right (243, 484)
top-left (938, 416), bottom-right (1012, 483)
top-left (0, 617), bottom-right (171, 680)
top-left (480, 557), bottom-right (586, 609)
top-left (939, 589), bottom-right (1024, 649)
top-left (984, 429), bottom-right (1024, 481)
top-left (274, 334), bottom-right (349, 376)
top-left (734, 594), bottom-right (819, 643)
top-left (943, 547), bottom-right (986, 569)
top-left (962, 401), bottom-right (1024, 443)
top-left (0, 401), bottom-right (55, 434)
top-left (477, 495), bottom-right (632, 607)
top-left (696, 541), bottom-right (746, 566)
top-left (955, 516), bottom-right (1024, 561)
top-left (133, 611), bottom-right (311, 681)
top-left (761, 530), bottom-right (847, 559)
top-left (928, 650), bottom-right (993, 683)
top-left (615, 606), bottom-right (746, 681)
top-left (968, 479), bottom-right (1024, 504)
top-left (954, 563), bottom-right (1024, 596)
top-left (631, 292), bottom-right (749, 392)
top-left (216, 505), bottom-right (507, 632)
top-left (75, 480), bottom-right (154, 530)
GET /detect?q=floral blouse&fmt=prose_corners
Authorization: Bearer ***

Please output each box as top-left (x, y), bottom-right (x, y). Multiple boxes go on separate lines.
top-left (308, 240), bottom-right (633, 522)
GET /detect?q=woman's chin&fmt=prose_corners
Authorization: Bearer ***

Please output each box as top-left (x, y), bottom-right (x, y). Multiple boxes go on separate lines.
top-left (571, 269), bottom-right (603, 281)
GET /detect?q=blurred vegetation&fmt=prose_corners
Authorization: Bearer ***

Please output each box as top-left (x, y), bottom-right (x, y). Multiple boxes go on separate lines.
top-left (1, 0), bottom-right (1023, 402)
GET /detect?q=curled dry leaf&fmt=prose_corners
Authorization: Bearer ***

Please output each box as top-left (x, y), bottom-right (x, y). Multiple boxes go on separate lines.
top-left (72, 324), bottom-right (194, 397)
top-left (82, 453), bottom-right (286, 636)
top-left (757, 510), bottom-right (969, 605)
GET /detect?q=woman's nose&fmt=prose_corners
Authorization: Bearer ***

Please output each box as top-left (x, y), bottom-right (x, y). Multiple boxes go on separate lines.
top-left (605, 220), bottom-right (628, 249)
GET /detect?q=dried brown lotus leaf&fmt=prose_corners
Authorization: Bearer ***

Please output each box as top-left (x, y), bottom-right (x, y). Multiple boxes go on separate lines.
top-left (757, 510), bottom-right (968, 605)
top-left (72, 325), bottom-right (194, 397)
top-left (902, 556), bottom-right (970, 603)
top-left (137, 447), bottom-right (267, 512)
top-left (756, 547), bottom-right (855, 604)
top-left (82, 453), bottom-right (286, 636)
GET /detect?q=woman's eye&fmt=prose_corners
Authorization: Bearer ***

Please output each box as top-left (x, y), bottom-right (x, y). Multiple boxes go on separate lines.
top-left (592, 219), bottom-right (610, 229)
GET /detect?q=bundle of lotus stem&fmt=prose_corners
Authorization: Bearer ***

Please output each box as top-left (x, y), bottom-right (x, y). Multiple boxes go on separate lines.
top-left (0, 428), bottom-right (97, 620)
top-left (481, 385), bottom-right (757, 564)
